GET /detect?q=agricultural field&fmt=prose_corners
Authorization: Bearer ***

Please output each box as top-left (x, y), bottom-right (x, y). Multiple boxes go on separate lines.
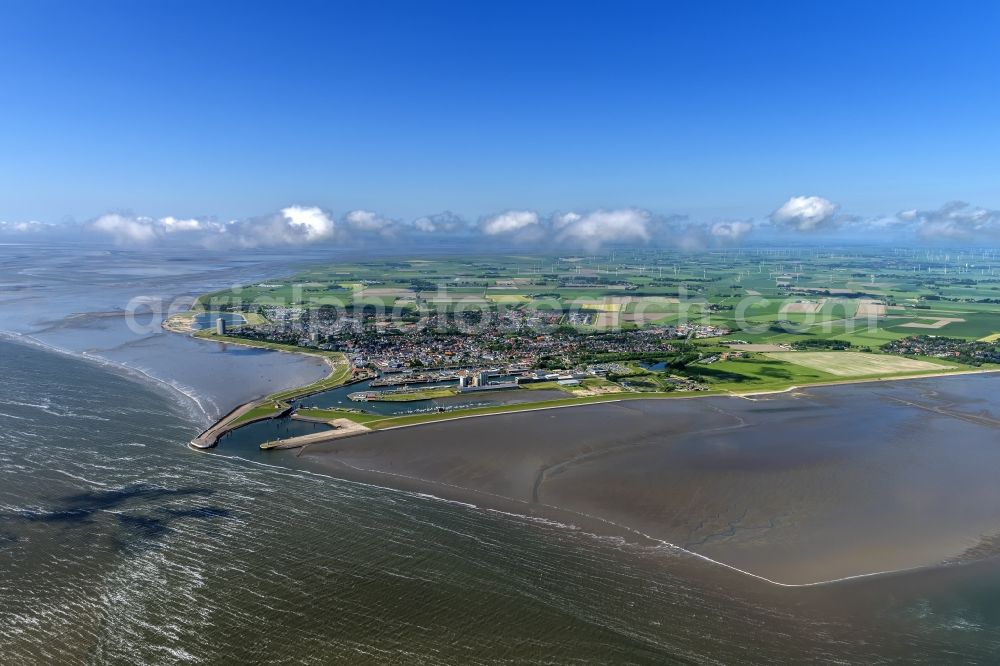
top-left (686, 355), bottom-right (840, 389)
top-left (190, 248), bottom-right (1000, 375)
top-left (174, 246), bottom-right (1000, 444)
top-left (763, 351), bottom-right (952, 377)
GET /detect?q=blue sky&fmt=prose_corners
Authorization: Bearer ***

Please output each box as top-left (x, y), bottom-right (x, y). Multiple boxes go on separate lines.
top-left (1, 1), bottom-right (999, 246)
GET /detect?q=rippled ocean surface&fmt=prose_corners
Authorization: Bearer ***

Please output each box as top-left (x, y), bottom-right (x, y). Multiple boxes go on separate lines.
top-left (4, 244), bottom-right (1000, 663)
top-left (10, 337), bottom-right (1000, 665)
top-left (0, 339), bottom-right (804, 664)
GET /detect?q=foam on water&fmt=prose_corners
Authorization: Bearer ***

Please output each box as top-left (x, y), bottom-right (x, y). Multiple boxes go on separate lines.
top-left (1, 330), bottom-right (209, 425)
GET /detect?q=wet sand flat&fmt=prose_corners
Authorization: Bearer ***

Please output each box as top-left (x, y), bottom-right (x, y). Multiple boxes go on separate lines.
top-left (299, 374), bottom-right (1000, 585)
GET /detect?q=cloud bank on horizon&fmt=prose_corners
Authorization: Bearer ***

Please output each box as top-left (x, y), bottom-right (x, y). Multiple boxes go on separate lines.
top-left (3, 198), bottom-right (999, 249)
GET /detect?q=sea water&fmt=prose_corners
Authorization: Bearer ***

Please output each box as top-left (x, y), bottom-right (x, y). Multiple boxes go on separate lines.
top-left (3, 243), bottom-right (1000, 663)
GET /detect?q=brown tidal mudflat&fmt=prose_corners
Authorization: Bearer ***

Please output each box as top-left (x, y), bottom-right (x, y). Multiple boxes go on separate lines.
top-left (299, 374), bottom-right (1000, 585)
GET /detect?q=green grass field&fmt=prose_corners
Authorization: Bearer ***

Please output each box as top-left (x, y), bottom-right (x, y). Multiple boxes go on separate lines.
top-left (293, 408), bottom-right (385, 424)
top-left (231, 404), bottom-right (287, 425)
top-left (375, 387), bottom-right (458, 401)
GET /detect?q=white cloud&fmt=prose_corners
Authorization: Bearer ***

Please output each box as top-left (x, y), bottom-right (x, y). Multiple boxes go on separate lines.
top-left (770, 196), bottom-right (839, 232)
top-left (87, 213), bottom-right (227, 245)
top-left (54, 202), bottom-right (777, 249)
top-left (344, 209), bottom-right (399, 237)
top-left (90, 214), bottom-right (162, 245)
top-left (478, 210), bottom-right (545, 244)
top-left (552, 211), bottom-right (582, 230)
top-left (641, 216), bottom-right (755, 250)
top-left (900, 201), bottom-right (1000, 241)
top-left (217, 206), bottom-right (337, 248)
top-left (413, 217), bottom-right (437, 233)
top-left (0, 220), bottom-right (53, 233)
top-left (474, 208), bottom-right (746, 250)
top-left (280, 205), bottom-right (336, 242)
top-left (86, 206), bottom-right (339, 248)
top-left (553, 209), bottom-right (652, 250)
top-left (479, 210), bottom-right (541, 237)
top-left (412, 211), bottom-right (466, 233)
top-left (859, 214), bottom-right (907, 230)
top-left (710, 220), bottom-right (754, 242)
top-left (160, 216), bottom-right (206, 232)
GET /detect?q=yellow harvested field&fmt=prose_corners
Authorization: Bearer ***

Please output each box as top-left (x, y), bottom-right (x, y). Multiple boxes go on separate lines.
top-left (635, 296), bottom-right (679, 304)
top-left (764, 352), bottom-right (946, 377)
top-left (486, 294), bottom-right (529, 303)
top-left (593, 312), bottom-right (620, 328)
top-left (979, 333), bottom-right (1000, 342)
top-left (629, 296), bottom-right (680, 313)
top-left (578, 301), bottom-right (623, 312)
top-left (781, 300), bottom-right (824, 314)
top-left (360, 288), bottom-right (416, 298)
top-left (621, 312), bottom-right (664, 325)
top-left (855, 300), bottom-right (886, 317)
top-left (574, 296), bottom-right (677, 310)
top-left (899, 317), bottom-right (965, 329)
top-left (423, 296), bottom-right (488, 305)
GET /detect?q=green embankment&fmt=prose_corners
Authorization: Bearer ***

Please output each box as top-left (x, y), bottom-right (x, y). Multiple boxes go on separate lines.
top-left (293, 408), bottom-right (385, 424)
top-left (361, 392), bottom-right (688, 429)
top-left (330, 359), bottom-right (984, 431)
top-left (519, 380), bottom-right (570, 391)
top-left (231, 404), bottom-right (287, 425)
top-left (229, 351), bottom-right (976, 435)
top-left (241, 312), bottom-right (269, 325)
top-left (375, 387), bottom-right (458, 401)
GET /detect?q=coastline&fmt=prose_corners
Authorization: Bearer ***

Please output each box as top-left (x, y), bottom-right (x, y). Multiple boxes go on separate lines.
top-left (17, 316), bottom-right (996, 600)
top-left (238, 363), bottom-right (999, 444)
top-left (182, 323), bottom-right (1000, 445)
top-left (174, 328), bottom-right (1000, 588)
top-left (181, 331), bottom-right (355, 447)
top-left (368, 365), bottom-right (1000, 431)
